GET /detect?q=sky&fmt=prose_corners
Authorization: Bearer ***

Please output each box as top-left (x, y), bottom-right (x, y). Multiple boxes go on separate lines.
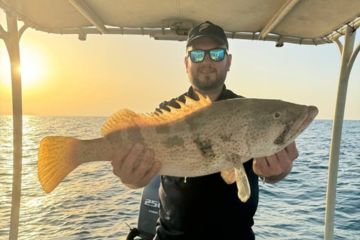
top-left (0, 12), bottom-right (359, 120)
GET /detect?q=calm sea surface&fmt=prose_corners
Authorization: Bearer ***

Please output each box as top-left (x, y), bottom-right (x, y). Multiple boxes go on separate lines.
top-left (0, 116), bottom-right (359, 240)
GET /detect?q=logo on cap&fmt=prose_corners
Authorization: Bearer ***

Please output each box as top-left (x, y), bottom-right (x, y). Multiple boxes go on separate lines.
top-left (199, 22), bottom-right (211, 32)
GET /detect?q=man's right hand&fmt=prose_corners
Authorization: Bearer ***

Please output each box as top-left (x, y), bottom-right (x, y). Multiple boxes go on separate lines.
top-left (111, 143), bottom-right (161, 189)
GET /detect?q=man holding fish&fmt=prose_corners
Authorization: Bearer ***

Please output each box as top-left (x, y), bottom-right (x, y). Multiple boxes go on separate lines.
top-left (111, 21), bottom-right (300, 240)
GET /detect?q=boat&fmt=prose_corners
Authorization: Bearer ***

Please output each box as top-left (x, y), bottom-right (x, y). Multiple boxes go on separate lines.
top-left (0, 1), bottom-right (359, 239)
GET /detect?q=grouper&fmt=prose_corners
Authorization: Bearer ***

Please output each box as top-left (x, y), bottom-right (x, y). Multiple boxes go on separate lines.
top-left (38, 94), bottom-right (318, 202)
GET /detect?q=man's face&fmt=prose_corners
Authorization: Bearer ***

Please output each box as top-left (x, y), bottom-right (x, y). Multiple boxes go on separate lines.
top-left (185, 37), bottom-right (232, 92)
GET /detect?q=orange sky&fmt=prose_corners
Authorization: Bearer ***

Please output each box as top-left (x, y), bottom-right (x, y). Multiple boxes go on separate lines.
top-left (0, 13), bottom-right (359, 119)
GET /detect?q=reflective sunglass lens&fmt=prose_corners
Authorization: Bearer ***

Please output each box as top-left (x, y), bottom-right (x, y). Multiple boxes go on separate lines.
top-left (190, 50), bottom-right (205, 63)
top-left (210, 49), bottom-right (225, 61)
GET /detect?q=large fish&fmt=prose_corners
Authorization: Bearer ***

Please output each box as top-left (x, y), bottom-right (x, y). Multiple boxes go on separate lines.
top-left (38, 94), bottom-right (318, 202)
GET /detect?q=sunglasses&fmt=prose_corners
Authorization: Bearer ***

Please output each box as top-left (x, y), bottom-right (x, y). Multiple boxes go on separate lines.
top-left (188, 48), bottom-right (227, 63)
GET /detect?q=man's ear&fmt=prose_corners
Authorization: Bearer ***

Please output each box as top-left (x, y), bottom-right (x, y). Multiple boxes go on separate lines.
top-left (184, 56), bottom-right (190, 73)
top-left (226, 53), bottom-right (232, 71)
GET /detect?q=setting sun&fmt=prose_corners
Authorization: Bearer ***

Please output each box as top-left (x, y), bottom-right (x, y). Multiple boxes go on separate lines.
top-left (0, 44), bottom-right (47, 89)
top-left (21, 47), bottom-right (46, 87)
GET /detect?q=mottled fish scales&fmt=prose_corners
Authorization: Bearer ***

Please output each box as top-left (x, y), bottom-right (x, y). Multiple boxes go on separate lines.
top-left (37, 93), bottom-right (318, 202)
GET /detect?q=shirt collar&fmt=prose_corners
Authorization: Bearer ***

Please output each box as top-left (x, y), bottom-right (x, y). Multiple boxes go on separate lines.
top-left (187, 85), bottom-right (227, 101)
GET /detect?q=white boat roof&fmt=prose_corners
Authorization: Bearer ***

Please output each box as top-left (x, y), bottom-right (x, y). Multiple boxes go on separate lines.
top-left (1, 0), bottom-right (360, 45)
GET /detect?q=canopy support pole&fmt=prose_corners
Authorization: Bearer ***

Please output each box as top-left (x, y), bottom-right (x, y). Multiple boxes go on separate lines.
top-left (2, 11), bottom-right (23, 240)
top-left (324, 26), bottom-right (356, 240)
top-left (68, 0), bottom-right (108, 34)
top-left (259, 0), bottom-right (300, 39)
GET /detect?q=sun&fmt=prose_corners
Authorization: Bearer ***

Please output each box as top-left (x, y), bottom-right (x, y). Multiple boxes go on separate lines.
top-left (21, 48), bottom-right (46, 87)
top-left (0, 44), bottom-right (47, 89)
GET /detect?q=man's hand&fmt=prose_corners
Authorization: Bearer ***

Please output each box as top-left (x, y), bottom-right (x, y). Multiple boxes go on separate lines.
top-left (252, 142), bottom-right (298, 183)
top-left (111, 143), bottom-right (161, 189)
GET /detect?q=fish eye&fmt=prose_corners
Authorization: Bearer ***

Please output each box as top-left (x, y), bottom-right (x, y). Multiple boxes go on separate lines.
top-left (273, 112), bottom-right (281, 119)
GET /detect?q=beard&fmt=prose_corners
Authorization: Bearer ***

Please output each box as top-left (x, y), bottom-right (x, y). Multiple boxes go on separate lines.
top-left (189, 66), bottom-right (227, 91)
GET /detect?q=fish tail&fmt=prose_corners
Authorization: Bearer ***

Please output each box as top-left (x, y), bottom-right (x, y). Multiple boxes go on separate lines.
top-left (38, 136), bottom-right (81, 193)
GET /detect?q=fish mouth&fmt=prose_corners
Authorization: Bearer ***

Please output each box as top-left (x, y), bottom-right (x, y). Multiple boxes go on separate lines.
top-left (294, 106), bottom-right (318, 136)
top-left (274, 105), bottom-right (318, 145)
top-left (288, 105), bottom-right (318, 141)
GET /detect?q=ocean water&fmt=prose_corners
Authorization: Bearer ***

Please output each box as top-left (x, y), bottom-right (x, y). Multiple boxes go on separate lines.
top-left (0, 116), bottom-right (359, 240)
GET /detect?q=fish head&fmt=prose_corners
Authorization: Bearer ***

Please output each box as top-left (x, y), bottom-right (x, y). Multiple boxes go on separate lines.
top-left (242, 99), bottom-right (318, 157)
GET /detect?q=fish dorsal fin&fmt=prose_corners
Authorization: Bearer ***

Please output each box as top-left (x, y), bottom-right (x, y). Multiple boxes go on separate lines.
top-left (101, 109), bottom-right (139, 135)
top-left (101, 93), bottom-right (212, 136)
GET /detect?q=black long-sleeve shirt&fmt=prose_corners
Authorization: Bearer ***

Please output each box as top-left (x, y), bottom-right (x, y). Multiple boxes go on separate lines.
top-left (154, 86), bottom-right (259, 240)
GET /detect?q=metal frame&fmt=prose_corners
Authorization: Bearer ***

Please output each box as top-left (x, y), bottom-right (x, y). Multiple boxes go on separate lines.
top-left (259, 0), bottom-right (301, 40)
top-left (324, 26), bottom-right (358, 240)
top-left (1, 10), bottom-right (25, 240)
top-left (68, 0), bottom-right (108, 34)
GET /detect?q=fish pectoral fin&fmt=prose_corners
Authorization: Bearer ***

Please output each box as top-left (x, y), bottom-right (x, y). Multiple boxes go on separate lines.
top-left (234, 164), bottom-right (251, 203)
top-left (221, 168), bottom-right (236, 184)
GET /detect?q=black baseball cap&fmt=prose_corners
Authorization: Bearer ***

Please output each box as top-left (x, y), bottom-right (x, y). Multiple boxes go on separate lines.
top-left (186, 21), bottom-right (228, 49)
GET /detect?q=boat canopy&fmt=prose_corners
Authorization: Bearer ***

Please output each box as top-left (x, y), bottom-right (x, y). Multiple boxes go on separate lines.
top-left (1, 1), bottom-right (359, 240)
top-left (0, 0), bottom-right (360, 45)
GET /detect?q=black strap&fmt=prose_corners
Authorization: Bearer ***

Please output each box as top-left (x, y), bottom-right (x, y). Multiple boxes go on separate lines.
top-left (126, 227), bottom-right (141, 240)
top-left (126, 227), bottom-right (156, 240)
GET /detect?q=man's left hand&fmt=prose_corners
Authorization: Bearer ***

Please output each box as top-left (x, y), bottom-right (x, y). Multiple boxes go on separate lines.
top-left (252, 142), bottom-right (298, 183)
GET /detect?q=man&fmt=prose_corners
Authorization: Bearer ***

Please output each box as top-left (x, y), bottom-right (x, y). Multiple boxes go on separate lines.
top-left (112, 21), bottom-right (298, 239)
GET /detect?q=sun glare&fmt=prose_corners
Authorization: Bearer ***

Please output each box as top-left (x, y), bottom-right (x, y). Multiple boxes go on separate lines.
top-left (0, 45), bottom-right (47, 89)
